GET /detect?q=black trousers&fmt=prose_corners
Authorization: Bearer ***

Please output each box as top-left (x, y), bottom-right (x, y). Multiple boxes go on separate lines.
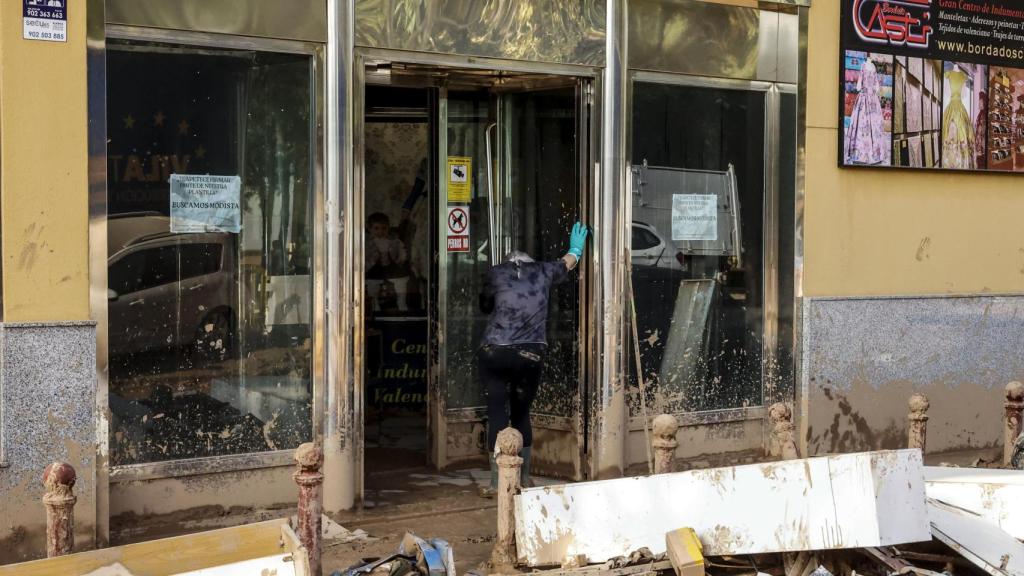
top-left (478, 344), bottom-right (545, 451)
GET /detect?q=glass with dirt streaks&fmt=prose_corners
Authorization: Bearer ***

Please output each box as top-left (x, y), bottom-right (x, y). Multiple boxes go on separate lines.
top-left (628, 82), bottom-right (766, 415)
top-left (106, 41), bottom-right (313, 465)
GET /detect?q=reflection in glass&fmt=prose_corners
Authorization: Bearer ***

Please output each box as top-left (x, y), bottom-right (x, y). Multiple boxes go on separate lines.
top-left (106, 41), bottom-right (314, 465)
top-left (628, 83), bottom-right (766, 414)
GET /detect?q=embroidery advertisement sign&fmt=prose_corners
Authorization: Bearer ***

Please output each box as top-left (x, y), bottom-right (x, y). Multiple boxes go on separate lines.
top-left (169, 174), bottom-right (242, 233)
top-left (840, 0), bottom-right (1024, 172)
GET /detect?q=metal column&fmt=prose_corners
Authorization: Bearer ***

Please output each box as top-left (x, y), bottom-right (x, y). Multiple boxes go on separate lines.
top-left (591, 0), bottom-right (628, 480)
top-left (324, 0), bottom-right (357, 513)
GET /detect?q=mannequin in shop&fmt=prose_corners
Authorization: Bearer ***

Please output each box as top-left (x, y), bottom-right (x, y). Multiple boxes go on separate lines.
top-left (477, 222), bottom-right (589, 498)
top-left (942, 64), bottom-right (976, 170)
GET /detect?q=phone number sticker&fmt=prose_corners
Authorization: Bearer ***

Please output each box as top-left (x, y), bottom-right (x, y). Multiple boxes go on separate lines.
top-left (23, 0), bottom-right (66, 43)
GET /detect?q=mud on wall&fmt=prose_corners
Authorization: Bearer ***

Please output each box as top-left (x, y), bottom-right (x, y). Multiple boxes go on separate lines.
top-left (801, 296), bottom-right (1024, 456)
top-left (110, 465), bottom-right (295, 541)
top-left (0, 323), bottom-right (97, 564)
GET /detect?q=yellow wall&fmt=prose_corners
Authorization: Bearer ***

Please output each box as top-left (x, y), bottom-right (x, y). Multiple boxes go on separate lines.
top-left (805, 2), bottom-right (1024, 298)
top-left (0, 1), bottom-right (89, 322)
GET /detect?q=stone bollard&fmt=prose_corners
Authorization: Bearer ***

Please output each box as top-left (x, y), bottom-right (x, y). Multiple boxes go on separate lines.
top-left (768, 403), bottom-right (799, 460)
top-left (1005, 382), bottom-right (1024, 467)
top-left (294, 443), bottom-right (324, 576)
top-left (652, 414), bottom-right (679, 474)
top-left (42, 462), bottom-right (76, 557)
top-left (907, 393), bottom-right (930, 453)
top-left (491, 427), bottom-right (524, 570)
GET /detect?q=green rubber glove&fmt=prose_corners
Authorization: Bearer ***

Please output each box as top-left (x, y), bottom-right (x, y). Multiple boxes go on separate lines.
top-left (567, 222), bottom-right (588, 260)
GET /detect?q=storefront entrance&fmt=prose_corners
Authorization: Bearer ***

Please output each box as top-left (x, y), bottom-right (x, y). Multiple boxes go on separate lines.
top-left (359, 62), bottom-right (592, 493)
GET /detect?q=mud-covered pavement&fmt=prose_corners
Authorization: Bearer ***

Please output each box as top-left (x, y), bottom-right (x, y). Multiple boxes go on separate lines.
top-left (323, 463), bottom-right (561, 575)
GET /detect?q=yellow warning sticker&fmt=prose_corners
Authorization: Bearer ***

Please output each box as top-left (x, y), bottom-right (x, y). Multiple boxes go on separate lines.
top-left (446, 156), bottom-right (472, 203)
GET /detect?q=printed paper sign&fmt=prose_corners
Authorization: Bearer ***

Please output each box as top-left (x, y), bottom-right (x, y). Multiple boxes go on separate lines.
top-left (672, 194), bottom-right (718, 241)
top-left (447, 156), bottom-right (472, 203)
top-left (23, 0), bottom-right (66, 43)
top-left (170, 174), bottom-right (242, 234)
top-left (446, 206), bottom-right (470, 252)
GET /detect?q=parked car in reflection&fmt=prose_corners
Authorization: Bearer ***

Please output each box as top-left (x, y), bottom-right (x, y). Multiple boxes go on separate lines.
top-left (632, 220), bottom-right (687, 271)
top-left (107, 214), bottom-right (236, 362)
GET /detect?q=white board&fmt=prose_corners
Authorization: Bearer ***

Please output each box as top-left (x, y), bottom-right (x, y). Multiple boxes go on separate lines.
top-left (928, 498), bottom-right (1024, 576)
top-left (514, 450), bottom-right (930, 567)
top-left (925, 466), bottom-right (1024, 540)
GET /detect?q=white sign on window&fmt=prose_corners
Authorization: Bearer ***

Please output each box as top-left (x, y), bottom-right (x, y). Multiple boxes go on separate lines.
top-left (672, 194), bottom-right (718, 241)
top-left (170, 174), bottom-right (242, 233)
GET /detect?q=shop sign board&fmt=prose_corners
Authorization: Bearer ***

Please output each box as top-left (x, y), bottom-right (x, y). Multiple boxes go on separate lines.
top-left (671, 194), bottom-right (718, 241)
top-left (840, 0), bottom-right (1024, 172)
top-left (23, 0), bottom-right (66, 43)
top-left (446, 206), bottom-right (470, 252)
top-left (169, 174), bottom-right (242, 233)
top-left (446, 156), bottom-right (472, 202)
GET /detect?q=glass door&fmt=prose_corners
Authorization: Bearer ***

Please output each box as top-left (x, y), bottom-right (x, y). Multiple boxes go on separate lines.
top-left (434, 77), bottom-right (588, 479)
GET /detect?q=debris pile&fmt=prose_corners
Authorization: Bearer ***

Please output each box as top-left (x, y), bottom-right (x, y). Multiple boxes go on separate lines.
top-left (335, 533), bottom-right (455, 576)
top-left (499, 450), bottom-right (1024, 576)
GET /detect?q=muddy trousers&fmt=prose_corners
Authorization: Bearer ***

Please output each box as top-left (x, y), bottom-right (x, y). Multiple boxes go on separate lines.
top-left (479, 344), bottom-right (545, 452)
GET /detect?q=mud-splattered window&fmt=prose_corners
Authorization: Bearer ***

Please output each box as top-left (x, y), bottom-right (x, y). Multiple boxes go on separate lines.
top-left (628, 82), bottom-right (767, 415)
top-left (105, 41), bottom-right (314, 466)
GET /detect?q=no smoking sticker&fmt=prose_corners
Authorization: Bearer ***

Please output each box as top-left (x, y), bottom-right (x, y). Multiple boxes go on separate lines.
top-left (447, 206), bottom-right (470, 253)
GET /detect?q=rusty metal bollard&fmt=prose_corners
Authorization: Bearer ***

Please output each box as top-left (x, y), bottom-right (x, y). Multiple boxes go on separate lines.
top-left (768, 403), bottom-right (799, 460)
top-left (294, 443), bottom-right (324, 576)
top-left (652, 414), bottom-right (679, 474)
top-left (491, 427), bottom-right (523, 570)
top-left (1005, 382), bottom-right (1024, 467)
top-left (908, 393), bottom-right (930, 454)
top-left (42, 462), bottom-right (76, 557)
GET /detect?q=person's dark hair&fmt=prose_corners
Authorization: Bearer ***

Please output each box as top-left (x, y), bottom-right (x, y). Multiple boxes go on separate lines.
top-left (368, 212), bottom-right (390, 227)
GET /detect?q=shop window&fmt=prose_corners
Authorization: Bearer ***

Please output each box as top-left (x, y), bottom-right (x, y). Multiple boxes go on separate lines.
top-left (628, 82), bottom-right (767, 414)
top-left (106, 40), bottom-right (314, 466)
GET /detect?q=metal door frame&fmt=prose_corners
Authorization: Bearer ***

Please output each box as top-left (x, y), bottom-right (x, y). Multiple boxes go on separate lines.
top-left (351, 48), bottom-right (599, 499)
top-left (625, 70), bottom-right (798, 445)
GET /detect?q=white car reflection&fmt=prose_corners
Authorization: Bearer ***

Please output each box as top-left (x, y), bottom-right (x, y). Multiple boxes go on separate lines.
top-left (632, 220), bottom-right (687, 271)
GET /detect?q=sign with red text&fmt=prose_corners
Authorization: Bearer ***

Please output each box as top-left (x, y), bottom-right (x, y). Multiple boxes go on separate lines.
top-left (446, 206), bottom-right (470, 252)
top-left (840, 0), bottom-right (1024, 172)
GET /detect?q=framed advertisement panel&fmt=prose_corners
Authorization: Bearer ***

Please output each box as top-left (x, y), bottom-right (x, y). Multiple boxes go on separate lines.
top-left (839, 0), bottom-right (1024, 172)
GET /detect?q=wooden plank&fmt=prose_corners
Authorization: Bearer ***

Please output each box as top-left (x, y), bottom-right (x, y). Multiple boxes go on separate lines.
top-left (0, 518), bottom-right (289, 576)
top-left (514, 450), bottom-right (930, 567)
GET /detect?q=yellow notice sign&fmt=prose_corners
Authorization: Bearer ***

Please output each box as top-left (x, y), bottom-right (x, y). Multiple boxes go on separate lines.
top-left (446, 156), bottom-right (472, 203)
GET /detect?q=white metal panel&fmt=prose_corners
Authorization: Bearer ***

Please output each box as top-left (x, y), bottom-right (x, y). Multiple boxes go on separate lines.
top-left (925, 466), bottom-right (1024, 540)
top-left (928, 498), bottom-right (1024, 576)
top-left (514, 450), bottom-right (929, 567)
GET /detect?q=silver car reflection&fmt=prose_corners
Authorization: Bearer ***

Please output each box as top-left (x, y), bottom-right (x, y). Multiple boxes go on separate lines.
top-left (107, 214), bottom-right (235, 361)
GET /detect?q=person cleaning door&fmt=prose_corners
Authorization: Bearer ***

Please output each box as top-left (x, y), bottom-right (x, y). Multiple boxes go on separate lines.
top-left (477, 221), bottom-right (589, 498)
